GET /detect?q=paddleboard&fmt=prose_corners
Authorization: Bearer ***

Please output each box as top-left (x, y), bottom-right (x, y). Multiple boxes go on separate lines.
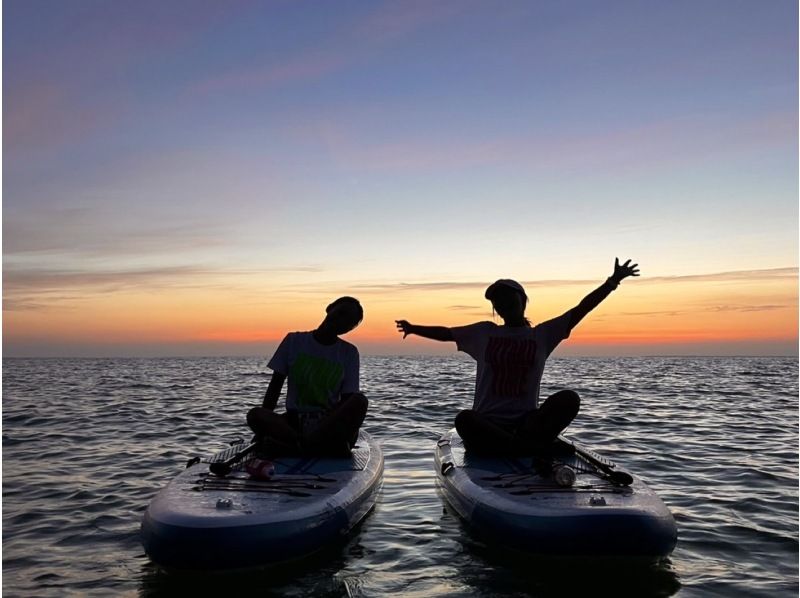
top-left (434, 428), bottom-right (677, 557)
top-left (141, 429), bottom-right (383, 569)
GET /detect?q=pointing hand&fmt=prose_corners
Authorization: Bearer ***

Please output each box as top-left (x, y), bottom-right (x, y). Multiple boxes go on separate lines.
top-left (395, 320), bottom-right (413, 339)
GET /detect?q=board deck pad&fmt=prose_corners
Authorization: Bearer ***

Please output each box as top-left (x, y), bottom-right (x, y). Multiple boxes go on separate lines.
top-left (194, 441), bottom-right (372, 496)
top-left (206, 441), bottom-right (370, 473)
top-left (443, 432), bottom-right (629, 495)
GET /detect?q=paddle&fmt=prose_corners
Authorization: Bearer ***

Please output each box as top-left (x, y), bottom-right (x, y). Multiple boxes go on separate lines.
top-left (560, 438), bottom-right (634, 487)
top-left (209, 442), bottom-right (259, 477)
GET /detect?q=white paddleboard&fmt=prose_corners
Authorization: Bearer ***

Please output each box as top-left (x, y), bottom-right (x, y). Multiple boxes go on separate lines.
top-left (141, 429), bottom-right (383, 569)
top-left (434, 428), bottom-right (677, 557)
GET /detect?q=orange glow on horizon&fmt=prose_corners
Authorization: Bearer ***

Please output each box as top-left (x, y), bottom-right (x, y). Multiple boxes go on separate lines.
top-left (4, 268), bottom-right (797, 356)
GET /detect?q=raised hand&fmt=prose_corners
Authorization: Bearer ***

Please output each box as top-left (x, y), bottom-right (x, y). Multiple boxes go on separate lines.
top-left (612, 258), bottom-right (640, 283)
top-left (395, 320), bottom-right (414, 339)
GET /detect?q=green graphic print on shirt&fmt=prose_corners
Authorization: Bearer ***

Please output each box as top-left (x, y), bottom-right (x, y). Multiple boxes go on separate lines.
top-left (289, 352), bottom-right (345, 411)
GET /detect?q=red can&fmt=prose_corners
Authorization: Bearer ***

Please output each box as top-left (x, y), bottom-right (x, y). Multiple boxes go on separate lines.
top-left (246, 458), bottom-right (275, 480)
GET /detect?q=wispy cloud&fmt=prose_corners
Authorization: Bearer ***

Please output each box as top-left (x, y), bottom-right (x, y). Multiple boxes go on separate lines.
top-left (619, 304), bottom-right (791, 318)
top-left (5, 2), bottom-right (238, 156)
top-left (3, 83), bottom-right (121, 156)
top-left (445, 305), bottom-right (489, 317)
top-left (642, 267), bottom-right (798, 284)
top-left (301, 110), bottom-right (795, 174)
top-left (3, 264), bottom-right (324, 311)
top-left (346, 267), bottom-right (798, 294)
top-left (3, 265), bottom-right (208, 312)
top-left (193, 1), bottom-right (468, 95)
top-left (194, 51), bottom-right (350, 94)
top-left (351, 281), bottom-right (506, 293)
top-left (4, 208), bottom-right (228, 258)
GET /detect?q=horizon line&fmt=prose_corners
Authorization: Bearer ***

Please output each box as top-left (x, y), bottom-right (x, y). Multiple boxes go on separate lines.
top-left (3, 353), bottom-right (797, 360)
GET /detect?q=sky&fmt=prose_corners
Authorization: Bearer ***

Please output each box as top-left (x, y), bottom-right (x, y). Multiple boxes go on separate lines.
top-left (3, 0), bottom-right (798, 357)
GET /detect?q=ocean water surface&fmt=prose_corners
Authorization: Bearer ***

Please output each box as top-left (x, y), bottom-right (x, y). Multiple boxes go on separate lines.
top-left (3, 356), bottom-right (798, 596)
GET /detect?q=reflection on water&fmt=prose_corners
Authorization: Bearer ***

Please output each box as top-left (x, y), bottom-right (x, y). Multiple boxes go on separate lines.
top-left (3, 356), bottom-right (798, 597)
top-left (138, 533), bottom-right (359, 597)
top-left (439, 498), bottom-right (680, 597)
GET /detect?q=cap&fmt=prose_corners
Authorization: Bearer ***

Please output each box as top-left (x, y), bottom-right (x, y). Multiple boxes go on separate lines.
top-left (485, 279), bottom-right (527, 301)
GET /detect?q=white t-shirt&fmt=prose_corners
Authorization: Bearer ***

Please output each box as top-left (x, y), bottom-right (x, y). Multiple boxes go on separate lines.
top-left (451, 311), bottom-right (573, 423)
top-left (268, 331), bottom-right (360, 413)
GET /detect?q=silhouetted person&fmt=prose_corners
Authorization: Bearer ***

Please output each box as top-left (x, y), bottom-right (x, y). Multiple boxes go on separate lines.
top-left (396, 258), bottom-right (639, 456)
top-left (248, 297), bottom-right (368, 456)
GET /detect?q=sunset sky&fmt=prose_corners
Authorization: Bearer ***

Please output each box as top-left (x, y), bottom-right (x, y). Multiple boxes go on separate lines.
top-left (4, 1), bottom-right (798, 357)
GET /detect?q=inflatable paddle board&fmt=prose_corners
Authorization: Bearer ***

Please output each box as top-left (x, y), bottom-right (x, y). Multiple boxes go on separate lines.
top-left (434, 428), bottom-right (677, 557)
top-left (141, 429), bottom-right (383, 569)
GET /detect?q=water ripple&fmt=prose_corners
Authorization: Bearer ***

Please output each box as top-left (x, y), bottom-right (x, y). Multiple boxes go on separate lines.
top-left (3, 356), bottom-right (798, 596)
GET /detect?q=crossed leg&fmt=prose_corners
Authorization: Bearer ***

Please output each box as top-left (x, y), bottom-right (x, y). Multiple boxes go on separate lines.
top-left (455, 389), bottom-right (580, 456)
top-left (304, 393), bottom-right (368, 455)
top-left (246, 407), bottom-right (302, 454)
top-left (246, 393), bottom-right (369, 456)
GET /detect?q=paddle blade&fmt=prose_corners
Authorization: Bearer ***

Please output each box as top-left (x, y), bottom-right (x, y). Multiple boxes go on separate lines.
top-left (609, 470), bottom-right (634, 486)
top-left (209, 462), bottom-right (232, 477)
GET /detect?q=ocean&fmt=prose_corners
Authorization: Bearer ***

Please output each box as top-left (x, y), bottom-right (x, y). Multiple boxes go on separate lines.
top-left (3, 356), bottom-right (798, 597)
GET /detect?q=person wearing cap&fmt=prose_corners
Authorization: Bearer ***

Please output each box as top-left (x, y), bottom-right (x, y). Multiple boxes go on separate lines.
top-left (396, 259), bottom-right (639, 455)
top-left (247, 296), bottom-right (368, 456)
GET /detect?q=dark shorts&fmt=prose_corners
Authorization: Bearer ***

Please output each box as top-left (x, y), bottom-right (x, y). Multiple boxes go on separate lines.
top-left (483, 412), bottom-right (531, 434)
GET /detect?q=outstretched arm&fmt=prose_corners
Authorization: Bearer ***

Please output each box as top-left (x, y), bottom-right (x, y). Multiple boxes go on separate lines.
top-left (395, 320), bottom-right (454, 342)
top-left (568, 258), bottom-right (639, 330)
top-left (262, 372), bottom-right (287, 410)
